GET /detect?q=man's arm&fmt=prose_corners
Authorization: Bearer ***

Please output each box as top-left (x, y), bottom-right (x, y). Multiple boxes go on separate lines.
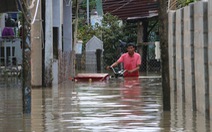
top-left (106, 54), bottom-right (123, 70)
top-left (110, 61), bottom-right (120, 68)
top-left (106, 61), bottom-right (120, 70)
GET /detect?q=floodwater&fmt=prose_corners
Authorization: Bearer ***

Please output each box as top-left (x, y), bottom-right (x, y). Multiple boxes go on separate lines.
top-left (0, 77), bottom-right (211, 132)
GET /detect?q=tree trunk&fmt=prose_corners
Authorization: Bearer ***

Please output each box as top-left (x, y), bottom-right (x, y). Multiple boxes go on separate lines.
top-left (159, 0), bottom-right (171, 111)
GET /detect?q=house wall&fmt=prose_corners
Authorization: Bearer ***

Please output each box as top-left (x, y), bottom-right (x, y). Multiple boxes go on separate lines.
top-left (44, 0), bottom-right (73, 85)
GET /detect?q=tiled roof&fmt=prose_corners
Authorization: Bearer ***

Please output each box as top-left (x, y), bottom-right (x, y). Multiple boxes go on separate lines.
top-left (102, 0), bottom-right (159, 20)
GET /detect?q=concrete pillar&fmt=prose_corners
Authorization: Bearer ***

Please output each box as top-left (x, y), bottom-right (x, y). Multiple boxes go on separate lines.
top-left (194, 1), bottom-right (209, 116)
top-left (63, 4), bottom-right (72, 52)
top-left (175, 8), bottom-right (185, 100)
top-left (63, 2), bottom-right (72, 78)
top-left (208, 0), bottom-right (212, 120)
top-left (168, 11), bottom-right (176, 92)
top-left (183, 4), bottom-right (196, 110)
top-left (31, 0), bottom-right (42, 87)
top-left (45, 0), bottom-right (53, 85)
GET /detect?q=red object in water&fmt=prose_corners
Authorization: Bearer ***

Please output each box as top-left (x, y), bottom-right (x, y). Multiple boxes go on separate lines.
top-left (73, 73), bottom-right (110, 82)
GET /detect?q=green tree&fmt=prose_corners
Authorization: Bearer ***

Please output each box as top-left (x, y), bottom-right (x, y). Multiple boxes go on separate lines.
top-left (77, 18), bottom-right (102, 51)
top-left (77, 13), bottom-right (125, 67)
top-left (100, 13), bottom-right (124, 66)
top-left (178, 0), bottom-right (195, 7)
top-left (122, 22), bottom-right (137, 43)
top-left (80, 0), bottom-right (96, 11)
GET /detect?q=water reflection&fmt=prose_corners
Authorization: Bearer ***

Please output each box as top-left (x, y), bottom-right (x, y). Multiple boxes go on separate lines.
top-left (0, 78), bottom-right (31, 132)
top-left (170, 89), bottom-right (211, 132)
top-left (0, 78), bottom-right (211, 132)
top-left (23, 86), bottom-right (31, 114)
top-left (52, 78), bottom-right (163, 132)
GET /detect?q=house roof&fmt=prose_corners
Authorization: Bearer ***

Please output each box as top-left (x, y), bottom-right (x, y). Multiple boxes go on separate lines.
top-left (102, 0), bottom-right (159, 20)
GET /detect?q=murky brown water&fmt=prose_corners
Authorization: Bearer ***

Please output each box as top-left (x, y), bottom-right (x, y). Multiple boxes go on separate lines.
top-left (0, 77), bottom-right (211, 132)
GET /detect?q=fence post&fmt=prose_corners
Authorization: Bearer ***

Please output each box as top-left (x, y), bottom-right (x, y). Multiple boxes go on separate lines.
top-left (194, 1), bottom-right (209, 117)
top-left (96, 49), bottom-right (102, 73)
top-left (183, 4), bottom-right (196, 110)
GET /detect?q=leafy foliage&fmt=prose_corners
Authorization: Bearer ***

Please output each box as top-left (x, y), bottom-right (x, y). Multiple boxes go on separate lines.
top-left (122, 22), bottom-right (137, 43)
top-left (80, 0), bottom-right (96, 10)
top-left (178, 0), bottom-right (195, 7)
top-left (100, 13), bottom-right (125, 66)
top-left (78, 18), bottom-right (102, 51)
top-left (77, 13), bottom-right (126, 67)
top-left (77, 1), bottom-right (139, 67)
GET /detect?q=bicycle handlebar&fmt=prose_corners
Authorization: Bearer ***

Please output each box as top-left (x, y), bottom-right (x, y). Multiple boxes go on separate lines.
top-left (110, 66), bottom-right (126, 78)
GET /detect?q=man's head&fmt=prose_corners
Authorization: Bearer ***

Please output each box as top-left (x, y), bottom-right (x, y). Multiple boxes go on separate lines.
top-left (126, 43), bottom-right (136, 56)
top-left (126, 43), bottom-right (136, 48)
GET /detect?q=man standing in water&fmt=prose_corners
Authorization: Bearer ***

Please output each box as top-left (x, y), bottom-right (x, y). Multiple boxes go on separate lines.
top-left (107, 43), bottom-right (141, 77)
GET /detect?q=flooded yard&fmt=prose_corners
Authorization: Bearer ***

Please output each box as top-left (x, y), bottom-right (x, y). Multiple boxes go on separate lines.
top-left (0, 77), bottom-right (211, 132)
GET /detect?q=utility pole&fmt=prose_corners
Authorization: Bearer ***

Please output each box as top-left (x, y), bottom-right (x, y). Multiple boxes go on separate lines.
top-left (31, 0), bottom-right (42, 87)
top-left (159, 0), bottom-right (170, 111)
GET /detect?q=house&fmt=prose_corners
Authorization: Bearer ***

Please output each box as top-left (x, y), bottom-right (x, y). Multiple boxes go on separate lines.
top-left (0, 0), bottom-right (74, 86)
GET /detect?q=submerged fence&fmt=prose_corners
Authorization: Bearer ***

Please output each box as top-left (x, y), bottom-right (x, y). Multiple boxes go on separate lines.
top-left (168, 1), bottom-right (212, 120)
